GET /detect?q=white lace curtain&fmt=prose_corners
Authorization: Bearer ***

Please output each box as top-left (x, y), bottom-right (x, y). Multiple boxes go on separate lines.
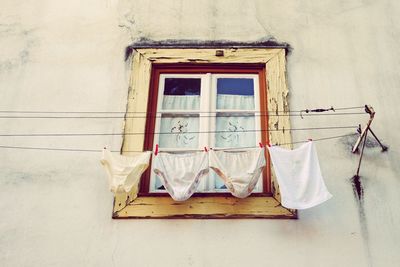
top-left (162, 95), bottom-right (200, 110)
top-left (156, 94), bottom-right (256, 190)
top-left (162, 94), bottom-right (255, 111)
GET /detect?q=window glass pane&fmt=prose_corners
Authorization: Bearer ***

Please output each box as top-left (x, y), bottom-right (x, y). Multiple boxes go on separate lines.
top-left (215, 113), bottom-right (256, 148)
top-left (162, 78), bottom-right (201, 110)
top-left (216, 78), bottom-right (255, 110)
top-left (154, 76), bottom-right (261, 192)
top-left (158, 114), bottom-right (199, 148)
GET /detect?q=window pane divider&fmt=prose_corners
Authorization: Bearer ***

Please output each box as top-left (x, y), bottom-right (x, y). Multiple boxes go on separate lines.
top-left (216, 109), bottom-right (256, 113)
top-left (159, 110), bottom-right (201, 114)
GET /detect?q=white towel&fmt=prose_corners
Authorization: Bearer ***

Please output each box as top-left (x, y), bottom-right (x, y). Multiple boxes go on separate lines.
top-left (268, 142), bottom-right (332, 209)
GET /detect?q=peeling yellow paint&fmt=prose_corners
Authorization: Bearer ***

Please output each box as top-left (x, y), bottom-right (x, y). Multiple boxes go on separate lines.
top-left (114, 196), bottom-right (296, 219)
top-left (137, 48), bottom-right (280, 64)
top-left (266, 49), bottom-right (292, 208)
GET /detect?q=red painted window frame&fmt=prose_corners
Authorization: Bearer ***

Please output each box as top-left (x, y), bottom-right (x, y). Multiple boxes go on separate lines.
top-left (139, 63), bottom-right (271, 196)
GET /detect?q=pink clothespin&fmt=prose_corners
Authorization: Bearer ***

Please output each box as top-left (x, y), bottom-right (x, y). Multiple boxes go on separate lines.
top-left (204, 147), bottom-right (208, 152)
top-left (154, 144), bottom-right (159, 156)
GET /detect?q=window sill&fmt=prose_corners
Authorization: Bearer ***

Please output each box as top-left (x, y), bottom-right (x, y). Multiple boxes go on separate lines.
top-left (112, 195), bottom-right (297, 219)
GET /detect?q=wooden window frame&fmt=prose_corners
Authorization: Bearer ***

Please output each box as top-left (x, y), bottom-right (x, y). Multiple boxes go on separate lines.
top-left (114, 48), bottom-right (296, 219)
top-left (142, 65), bottom-right (269, 195)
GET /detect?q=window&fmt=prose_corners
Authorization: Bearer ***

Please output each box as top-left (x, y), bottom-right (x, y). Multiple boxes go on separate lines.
top-left (144, 69), bottom-right (267, 194)
top-left (115, 48), bottom-right (296, 219)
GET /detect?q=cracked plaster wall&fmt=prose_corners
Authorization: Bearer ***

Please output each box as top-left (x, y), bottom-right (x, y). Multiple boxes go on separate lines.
top-left (1, 0), bottom-right (400, 266)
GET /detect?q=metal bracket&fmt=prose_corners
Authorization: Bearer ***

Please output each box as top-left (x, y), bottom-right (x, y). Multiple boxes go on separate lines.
top-left (352, 105), bottom-right (388, 178)
top-left (352, 105), bottom-right (387, 153)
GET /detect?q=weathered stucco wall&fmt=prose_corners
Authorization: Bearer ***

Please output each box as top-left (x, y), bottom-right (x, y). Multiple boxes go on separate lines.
top-left (1, 0), bottom-right (399, 266)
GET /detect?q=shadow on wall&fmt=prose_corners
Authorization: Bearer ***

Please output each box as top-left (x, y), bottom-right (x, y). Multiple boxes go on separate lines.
top-left (342, 133), bottom-right (389, 152)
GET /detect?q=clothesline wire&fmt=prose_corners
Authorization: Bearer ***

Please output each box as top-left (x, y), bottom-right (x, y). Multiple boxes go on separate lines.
top-left (0, 112), bottom-right (366, 119)
top-left (0, 125), bottom-right (358, 137)
top-left (0, 133), bottom-right (358, 153)
top-left (212, 133), bottom-right (357, 151)
top-left (0, 106), bottom-right (364, 114)
top-left (279, 133), bottom-right (357, 146)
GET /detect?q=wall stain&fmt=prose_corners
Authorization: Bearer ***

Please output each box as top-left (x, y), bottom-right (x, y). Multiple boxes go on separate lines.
top-left (351, 175), bottom-right (364, 202)
top-left (340, 132), bottom-right (379, 266)
top-left (350, 175), bottom-right (373, 267)
top-left (0, 22), bottom-right (36, 73)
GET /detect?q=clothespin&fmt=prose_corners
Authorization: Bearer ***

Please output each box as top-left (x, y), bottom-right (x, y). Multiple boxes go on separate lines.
top-left (308, 138), bottom-right (313, 142)
top-left (154, 144), bottom-right (159, 156)
top-left (204, 146), bottom-right (208, 152)
top-left (259, 142), bottom-right (263, 148)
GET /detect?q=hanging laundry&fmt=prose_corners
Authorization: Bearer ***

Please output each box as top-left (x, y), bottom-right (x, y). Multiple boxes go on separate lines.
top-left (268, 142), bottom-right (332, 209)
top-left (100, 148), bottom-right (152, 193)
top-left (153, 151), bottom-right (209, 201)
top-left (209, 147), bottom-right (266, 198)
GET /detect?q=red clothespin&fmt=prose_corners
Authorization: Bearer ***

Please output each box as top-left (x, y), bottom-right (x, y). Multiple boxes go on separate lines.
top-left (204, 146), bottom-right (208, 152)
top-left (308, 138), bottom-right (313, 142)
top-left (259, 142), bottom-right (263, 148)
top-left (154, 144), bottom-right (159, 156)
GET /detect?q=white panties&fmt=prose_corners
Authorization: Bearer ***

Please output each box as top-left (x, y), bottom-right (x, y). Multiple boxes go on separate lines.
top-left (100, 148), bottom-right (152, 193)
top-left (209, 147), bottom-right (266, 198)
top-left (153, 151), bottom-right (209, 201)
